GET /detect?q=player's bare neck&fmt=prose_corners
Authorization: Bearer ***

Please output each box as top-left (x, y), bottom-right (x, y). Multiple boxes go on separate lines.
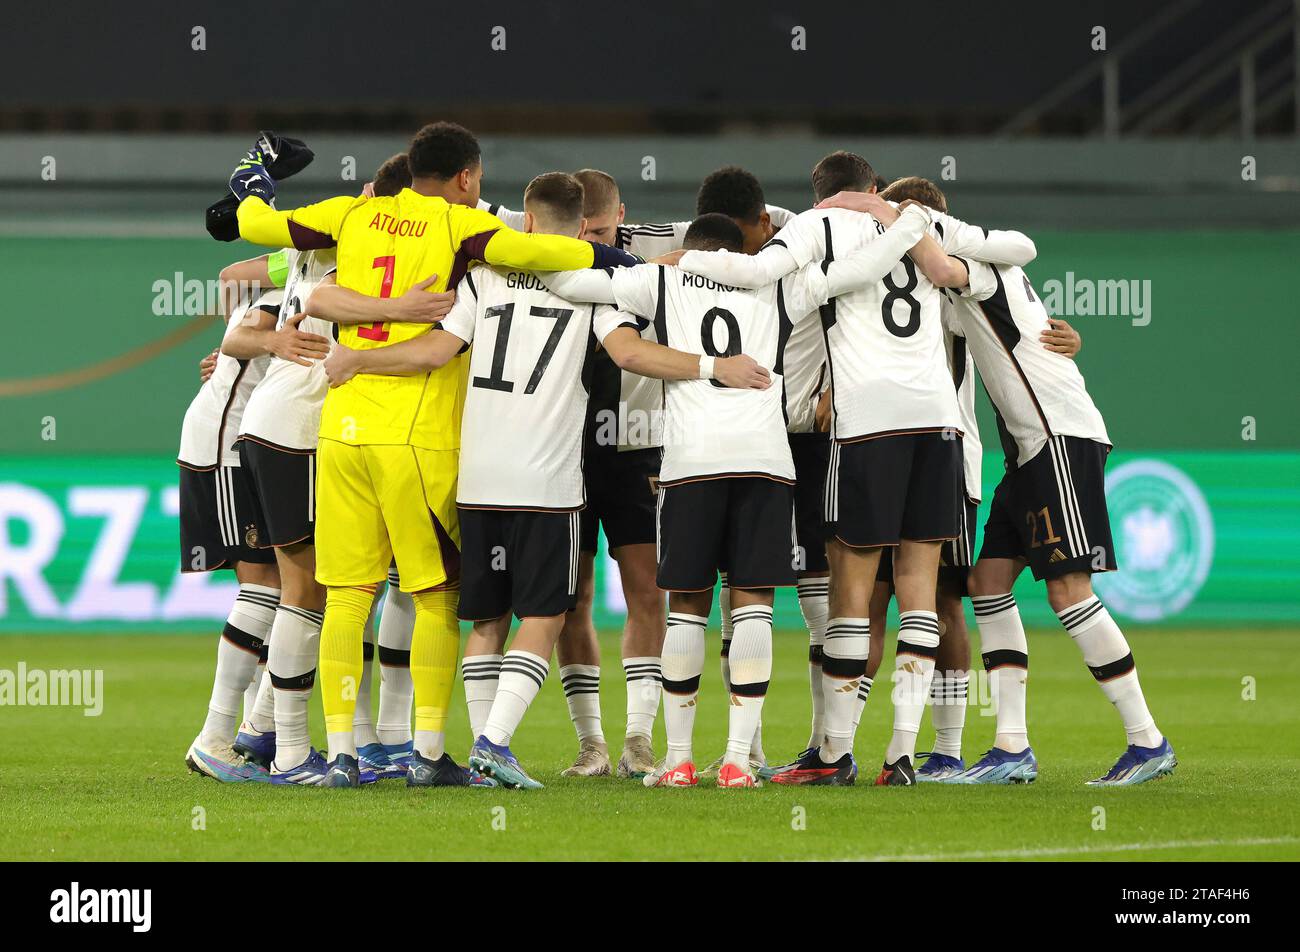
top-left (410, 176), bottom-right (471, 207)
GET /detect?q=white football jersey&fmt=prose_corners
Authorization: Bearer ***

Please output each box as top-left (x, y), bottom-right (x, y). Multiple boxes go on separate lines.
top-left (942, 313), bottom-right (983, 502)
top-left (614, 206), bottom-right (795, 259)
top-left (478, 200), bottom-right (796, 260)
top-left (782, 312), bottom-right (829, 434)
top-left (238, 248), bottom-right (338, 451)
top-left (603, 264), bottom-right (823, 485)
top-left (950, 261), bottom-right (1110, 469)
top-left (444, 265), bottom-right (630, 509)
top-left (177, 289), bottom-right (283, 469)
top-left (678, 203), bottom-right (1036, 443)
top-left (480, 202), bottom-right (799, 448)
top-left (776, 207), bottom-right (960, 441)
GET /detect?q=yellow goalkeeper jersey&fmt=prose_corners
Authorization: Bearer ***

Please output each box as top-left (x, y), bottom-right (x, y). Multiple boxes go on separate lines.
top-left (236, 189), bottom-right (596, 449)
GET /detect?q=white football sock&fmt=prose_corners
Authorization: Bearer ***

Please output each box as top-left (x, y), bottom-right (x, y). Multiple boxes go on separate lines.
top-left (201, 583), bottom-right (279, 746)
top-left (662, 612), bottom-right (706, 768)
top-left (797, 577), bottom-right (830, 749)
top-left (850, 676), bottom-right (874, 731)
top-left (972, 593), bottom-right (1030, 752)
top-left (269, 604), bottom-right (324, 771)
top-left (352, 596), bottom-right (381, 749)
top-left (725, 605), bottom-right (772, 769)
top-left (249, 658), bottom-right (277, 734)
top-left (560, 664), bottom-right (604, 743)
top-left (376, 577), bottom-right (415, 748)
top-left (1058, 596), bottom-right (1162, 748)
top-left (622, 656), bottom-right (662, 740)
top-left (242, 657), bottom-right (266, 726)
top-left (821, 616), bottom-right (870, 762)
top-left (885, 610), bottom-right (940, 765)
top-left (483, 650), bottom-right (549, 747)
top-left (462, 653), bottom-right (502, 740)
top-left (929, 672), bottom-right (969, 759)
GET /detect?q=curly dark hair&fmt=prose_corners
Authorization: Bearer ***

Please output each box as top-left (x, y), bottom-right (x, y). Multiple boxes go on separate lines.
top-left (696, 165), bottom-right (766, 223)
top-left (407, 121), bottom-right (480, 180)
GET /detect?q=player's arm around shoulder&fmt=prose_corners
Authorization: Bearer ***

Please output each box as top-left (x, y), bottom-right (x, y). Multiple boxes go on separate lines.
top-left (816, 201), bottom-right (936, 296)
top-left (323, 269), bottom-right (477, 387)
top-left (236, 194), bottom-right (358, 250)
top-left (677, 239), bottom-right (797, 289)
top-left (594, 307), bottom-right (770, 389)
top-left (953, 258), bottom-right (998, 302)
top-left (452, 204), bottom-right (627, 273)
top-left (323, 328), bottom-right (466, 387)
top-left (934, 210), bottom-right (1037, 266)
top-left (222, 300), bottom-right (330, 367)
top-left (308, 273), bottom-right (456, 325)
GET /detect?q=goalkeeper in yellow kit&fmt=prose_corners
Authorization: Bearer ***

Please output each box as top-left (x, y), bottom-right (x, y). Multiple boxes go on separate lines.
top-left (229, 122), bottom-right (638, 786)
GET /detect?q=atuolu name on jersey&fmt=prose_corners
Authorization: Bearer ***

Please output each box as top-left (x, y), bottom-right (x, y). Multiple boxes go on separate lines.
top-left (366, 212), bottom-right (429, 238)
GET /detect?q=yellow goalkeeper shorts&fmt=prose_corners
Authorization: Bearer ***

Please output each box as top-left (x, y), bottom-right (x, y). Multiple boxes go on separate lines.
top-left (314, 439), bottom-right (460, 593)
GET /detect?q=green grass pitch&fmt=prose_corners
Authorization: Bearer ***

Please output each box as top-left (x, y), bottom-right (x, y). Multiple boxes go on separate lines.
top-left (2, 628), bottom-right (1297, 861)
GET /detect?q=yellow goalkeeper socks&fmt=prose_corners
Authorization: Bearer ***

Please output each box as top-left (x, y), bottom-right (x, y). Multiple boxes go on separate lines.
top-left (319, 584), bottom-right (375, 761)
top-left (411, 586), bottom-right (461, 761)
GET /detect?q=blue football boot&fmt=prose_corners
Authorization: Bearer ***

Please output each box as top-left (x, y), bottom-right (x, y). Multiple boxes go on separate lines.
top-left (407, 751), bottom-right (497, 787)
top-left (468, 735), bottom-right (544, 790)
top-left (322, 752), bottom-right (367, 788)
top-left (1085, 738), bottom-right (1176, 787)
top-left (358, 742), bottom-right (407, 780)
top-left (232, 721), bottom-right (276, 769)
top-left (954, 747), bottom-right (1038, 784)
top-left (915, 752), bottom-right (966, 783)
top-left (270, 748), bottom-right (329, 786)
top-left (382, 740), bottom-right (415, 772)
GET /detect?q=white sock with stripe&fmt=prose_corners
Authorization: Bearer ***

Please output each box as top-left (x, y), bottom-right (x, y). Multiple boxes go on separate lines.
top-left (885, 610), bottom-right (941, 765)
top-left (1058, 596), bottom-right (1162, 748)
top-left (249, 653), bottom-right (277, 734)
top-left (623, 656), bottom-right (662, 740)
top-left (462, 654), bottom-right (502, 740)
top-left (973, 593), bottom-right (1030, 752)
top-left (376, 574), bottom-right (415, 749)
top-left (560, 664), bottom-right (604, 743)
top-left (268, 604), bottom-right (324, 772)
top-left (717, 577), bottom-right (763, 756)
top-left (820, 617), bottom-right (870, 762)
top-left (662, 612), bottom-right (706, 769)
top-left (484, 650), bottom-right (549, 746)
top-left (726, 604), bottom-right (773, 769)
top-left (850, 676), bottom-right (874, 731)
top-left (201, 584), bottom-right (279, 747)
top-left (929, 672), bottom-right (969, 759)
top-left (242, 662), bottom-right (266, 727)
top-left (797, 576), bottom-right (830, 749)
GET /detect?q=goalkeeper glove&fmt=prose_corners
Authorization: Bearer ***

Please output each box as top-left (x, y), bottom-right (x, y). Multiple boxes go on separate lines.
top-left (257, 131), bottom-right (314, 180)
top-left (228, 143), bottom-right (276, 203)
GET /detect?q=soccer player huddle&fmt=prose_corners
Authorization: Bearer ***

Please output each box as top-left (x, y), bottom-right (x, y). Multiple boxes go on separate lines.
top-left (179, 121), bottom-right (1177, 791)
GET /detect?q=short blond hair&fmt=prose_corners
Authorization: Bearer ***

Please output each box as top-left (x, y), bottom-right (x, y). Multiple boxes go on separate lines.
top-left (573, 168), bottom-right (620, 217)
top-left (880, 176), bottom-right (949, 214)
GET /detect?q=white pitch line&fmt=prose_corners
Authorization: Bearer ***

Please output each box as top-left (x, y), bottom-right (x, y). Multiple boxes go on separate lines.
top-left (839, 836), bottom-right (1299, 862)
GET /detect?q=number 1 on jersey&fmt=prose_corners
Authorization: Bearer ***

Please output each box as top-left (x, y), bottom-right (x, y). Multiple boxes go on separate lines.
top-left (357, 255), bottom-right (394, 342)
